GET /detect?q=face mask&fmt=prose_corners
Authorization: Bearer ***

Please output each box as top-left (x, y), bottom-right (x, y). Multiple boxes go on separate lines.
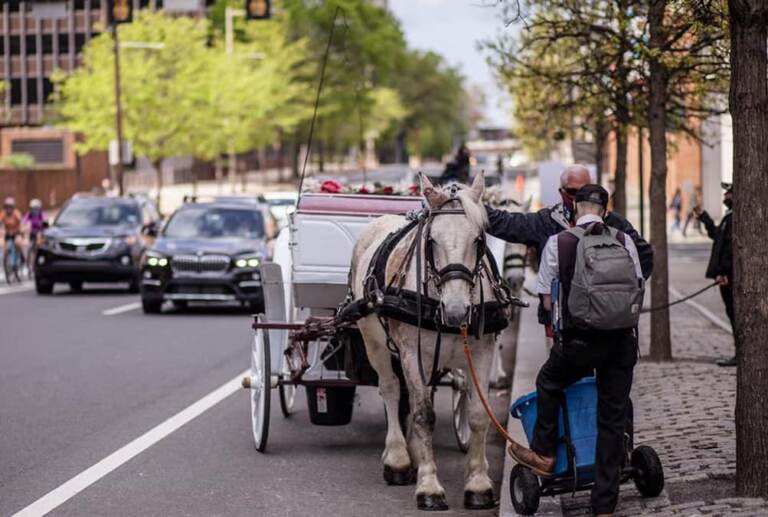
top-left (560, 192), bottom-right (575, 223)
top-left (724, 198), bottom-right (733, 210)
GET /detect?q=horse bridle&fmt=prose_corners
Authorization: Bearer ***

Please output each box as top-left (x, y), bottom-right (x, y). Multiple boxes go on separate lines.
top-left (422, 198), bottom-right (486, 294)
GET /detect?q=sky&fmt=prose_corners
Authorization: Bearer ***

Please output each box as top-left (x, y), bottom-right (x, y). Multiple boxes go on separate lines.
top-left (388, 0), bottom-right (514, 128)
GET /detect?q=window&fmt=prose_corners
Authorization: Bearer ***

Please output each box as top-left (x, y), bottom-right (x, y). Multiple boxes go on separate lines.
top-left (25, 35), bottom-right (37, 54)
top-left (42, 34), bottom-right (54, 54)
top-left (9, 36), bottom-right (21, 56)
top-left (42, 78), bottom-right (55, 102)
top-left (74, 33), bottom-right (86, 54)
top-left (11, 139), bottom-right (65, 165)
top-left (58, 34), bottom-right (70, 54)
top-left (26, 79), bottom-right (38, 104)
top-left (10, 79), bottom-right (22, 105)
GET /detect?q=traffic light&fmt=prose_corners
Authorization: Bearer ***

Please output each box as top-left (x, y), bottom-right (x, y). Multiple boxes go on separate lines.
top-left (107, 0), bottom-right (134, 26)
top-left (245, 0), bottom-right (271, 20)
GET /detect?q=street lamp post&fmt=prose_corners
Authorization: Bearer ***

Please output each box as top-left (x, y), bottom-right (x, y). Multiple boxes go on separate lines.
top-left (225, 7), bottom-right (246, 194)
top-left (112, 25), bottom-right (126, 196)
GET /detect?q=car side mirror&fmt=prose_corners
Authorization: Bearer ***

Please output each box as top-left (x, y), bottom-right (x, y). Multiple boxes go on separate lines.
top-left (42, 221), bottom-right (50, 229)
top-left (143, 221), bottom-right (158, 237)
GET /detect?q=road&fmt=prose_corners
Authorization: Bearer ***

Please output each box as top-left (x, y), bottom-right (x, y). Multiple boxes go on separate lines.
top-left (667, 242), bottom-right (729, 326)
top-left (0, 282), bottom-right (509, 517)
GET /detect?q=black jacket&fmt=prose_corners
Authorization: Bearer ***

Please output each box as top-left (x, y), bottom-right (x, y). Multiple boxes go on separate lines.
top-left (485, 203), bottom-right (654, 279)
top-left (700, 210), bottom-right (732, 279)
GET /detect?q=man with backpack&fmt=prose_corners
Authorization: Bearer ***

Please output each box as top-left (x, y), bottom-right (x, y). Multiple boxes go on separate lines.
top-left (508, 184), bottom-right (644, 517)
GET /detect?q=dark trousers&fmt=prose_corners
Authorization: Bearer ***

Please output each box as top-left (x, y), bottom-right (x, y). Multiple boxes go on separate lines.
top-left (720, 284), bottom-right (734, 331)
top-left (531, 330), bottom-right (637, 514)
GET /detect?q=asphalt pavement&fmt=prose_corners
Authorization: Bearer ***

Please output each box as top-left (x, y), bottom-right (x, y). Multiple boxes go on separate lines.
top-left (0, 282), bottom-right (509, 517)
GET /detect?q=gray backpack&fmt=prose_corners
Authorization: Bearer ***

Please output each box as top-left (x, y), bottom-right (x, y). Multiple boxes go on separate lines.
top-left (561, 224), bottom-right (644, 331)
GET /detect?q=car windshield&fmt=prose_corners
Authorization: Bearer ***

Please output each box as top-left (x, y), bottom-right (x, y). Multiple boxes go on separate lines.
top-left (55, 201), bottom-right (141, 228)
top-left (164, 206), bottom-right (265, 239)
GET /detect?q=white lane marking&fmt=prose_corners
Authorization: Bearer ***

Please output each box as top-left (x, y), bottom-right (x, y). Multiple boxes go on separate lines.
top-left (669, 286), bottom-right (732, 333)
top-left (13, 369), bottom-right (250, 517)
top-left (0, 282), bottom-right (33, 296)
top-left (101, 302), bottom-right (142, 316)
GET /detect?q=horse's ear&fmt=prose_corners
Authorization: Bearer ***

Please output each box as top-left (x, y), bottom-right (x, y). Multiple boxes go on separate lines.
top-left (467, 170), bottom-right (485, 203)
top-left (421, 173), bottom-right (448, 208)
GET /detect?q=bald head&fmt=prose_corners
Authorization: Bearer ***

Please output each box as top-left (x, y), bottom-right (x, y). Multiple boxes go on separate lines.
top-left (560, 164), bottom-right (592, 190)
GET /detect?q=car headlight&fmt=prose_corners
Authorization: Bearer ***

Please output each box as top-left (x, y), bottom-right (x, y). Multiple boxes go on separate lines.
top-left (235, 257), bottom-right (260, 268)
top-left (143, 251), bottom-right (169, 267)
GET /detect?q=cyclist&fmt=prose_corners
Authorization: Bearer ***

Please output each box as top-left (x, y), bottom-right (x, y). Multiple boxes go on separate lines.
top-left (23, 198), bottom-right (46, 246)
top-left (1, 197), bottom-right (25, 265)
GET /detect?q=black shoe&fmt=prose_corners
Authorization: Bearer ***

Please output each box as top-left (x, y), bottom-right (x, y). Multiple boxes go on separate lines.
top-left (716, 357), bottom-right (737, 367)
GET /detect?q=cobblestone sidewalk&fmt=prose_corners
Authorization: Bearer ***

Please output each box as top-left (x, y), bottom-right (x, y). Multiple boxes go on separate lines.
top-left (560, 302), bottom-right (768, 516)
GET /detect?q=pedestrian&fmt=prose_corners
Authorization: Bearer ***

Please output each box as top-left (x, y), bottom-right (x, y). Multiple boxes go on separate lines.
top-left (507, 184), bottom-right (643, 517)
top-left (694, 183), bottom-right (735, 367)
top-left (669, 188), bottom-right (683, 233)
top-left (682, 186), bottom-right (703, 237)
top-left (439, 144), bottom-right (471, 185)
top-left (485, 164), bottom-right (654, 325)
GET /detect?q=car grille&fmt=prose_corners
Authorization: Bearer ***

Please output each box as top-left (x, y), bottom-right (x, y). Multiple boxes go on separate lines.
top-left (58, 238), bottom-right (110, 254)
top-left (171, 254), bottom-right (230, 273)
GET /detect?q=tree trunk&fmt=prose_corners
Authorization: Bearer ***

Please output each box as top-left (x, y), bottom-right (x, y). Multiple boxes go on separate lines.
top-left (729, 1), bottom-right (768, 497)
top-left (292, 130), bottom-right (301, 180)
top-left (154, 159), bottom-right (163, 213)
top-left (614, 122), bottom-right (628, 216)
top-left (594, 120), bottom-right (607, 184)
top-left (647, 0), bottom-right (672, 362)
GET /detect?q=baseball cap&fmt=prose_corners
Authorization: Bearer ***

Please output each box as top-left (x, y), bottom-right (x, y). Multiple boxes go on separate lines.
top-left (574, 184), bottom-right (609, 208)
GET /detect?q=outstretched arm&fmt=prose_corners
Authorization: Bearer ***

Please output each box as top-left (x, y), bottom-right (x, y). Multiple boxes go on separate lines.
top-left (485, 206), bottom-right (549, 249)
top-left (698, 211), bottom-right (718, 240)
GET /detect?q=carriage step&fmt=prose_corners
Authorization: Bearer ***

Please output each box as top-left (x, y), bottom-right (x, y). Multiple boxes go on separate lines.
top-left (242, 375), bottom-right (279, 389)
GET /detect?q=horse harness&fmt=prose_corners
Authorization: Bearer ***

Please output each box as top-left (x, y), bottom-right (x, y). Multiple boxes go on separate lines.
top-left (337, 191), bottom-right (513, 386)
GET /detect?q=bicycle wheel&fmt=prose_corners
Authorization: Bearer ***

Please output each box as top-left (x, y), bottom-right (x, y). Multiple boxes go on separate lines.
top-left (27, 242), bottom-right (37, 279)
top-left (3, 249), bottom-right (12, 284)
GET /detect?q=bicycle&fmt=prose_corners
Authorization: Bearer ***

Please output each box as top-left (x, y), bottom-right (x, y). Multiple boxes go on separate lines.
top-left (3, 237), bottom-right (23, 284)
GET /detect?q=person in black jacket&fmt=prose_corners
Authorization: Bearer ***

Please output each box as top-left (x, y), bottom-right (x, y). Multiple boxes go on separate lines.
top-left (486, 165), bottom-right (654, 297)
top-left (694, 183), bottom-right (735, 367)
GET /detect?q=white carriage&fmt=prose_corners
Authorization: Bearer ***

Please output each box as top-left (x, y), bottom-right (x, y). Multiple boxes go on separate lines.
top-left (244, 192), bottom-right (522, 452)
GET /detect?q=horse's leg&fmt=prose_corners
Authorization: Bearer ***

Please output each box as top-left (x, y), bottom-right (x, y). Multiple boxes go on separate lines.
top-left (463, 336), bottom-right (496, 510)
top-left (358, 317), bottom-right (414, 485)
top-left (400, 346), bottom-right (449, 511)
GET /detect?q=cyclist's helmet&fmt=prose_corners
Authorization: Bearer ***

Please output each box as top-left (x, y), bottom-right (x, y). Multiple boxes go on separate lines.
top-left (3, 197), bottom-right (15, 209)
top-left (30, 198), bottom-right (42, 210)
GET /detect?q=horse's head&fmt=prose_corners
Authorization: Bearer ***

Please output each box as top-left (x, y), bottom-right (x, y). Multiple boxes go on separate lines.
top-left (421, 173), bottom-right (487, 327)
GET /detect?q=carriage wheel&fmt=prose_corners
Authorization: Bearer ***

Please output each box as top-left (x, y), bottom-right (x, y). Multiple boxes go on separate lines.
top-left (452, 369), bottom-right (471, 453)
top-left (249, 327), bottom-right (271, 452)
top-left (279, 363), bottom-right (297, 417)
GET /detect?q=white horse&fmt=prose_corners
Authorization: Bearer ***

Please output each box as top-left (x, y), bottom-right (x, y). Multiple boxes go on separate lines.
top-left (350, 172), bottom-right (501, 511)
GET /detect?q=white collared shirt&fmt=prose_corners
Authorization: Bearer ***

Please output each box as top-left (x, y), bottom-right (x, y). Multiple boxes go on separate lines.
top-left (535, 214), bottom-right (643, 295)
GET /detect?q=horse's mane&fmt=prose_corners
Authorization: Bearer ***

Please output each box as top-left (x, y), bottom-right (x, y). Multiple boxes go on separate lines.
top-left (437, 184), bottom-right (488, 231)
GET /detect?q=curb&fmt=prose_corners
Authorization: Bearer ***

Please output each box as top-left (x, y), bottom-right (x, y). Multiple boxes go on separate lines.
top-left (499, 285), bottom-right (563, 517)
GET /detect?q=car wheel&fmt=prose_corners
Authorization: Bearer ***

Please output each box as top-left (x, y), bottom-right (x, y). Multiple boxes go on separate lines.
top-left (249, 299), bottom-right (265, 314)
top-left (35, 276), bottom-right (54, 294)
top-left (142, 298), bottom-right (163, 314)
top-left (69, 281), bottom-right (83, 293)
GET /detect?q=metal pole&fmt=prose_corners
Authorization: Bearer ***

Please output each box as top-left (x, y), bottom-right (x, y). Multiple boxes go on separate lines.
top-left (112, 25), bottom-right (126, 195)
top-left (639, 127), bottom-right (645, 236)
top-left (225, 7), bottom-right (237, 193)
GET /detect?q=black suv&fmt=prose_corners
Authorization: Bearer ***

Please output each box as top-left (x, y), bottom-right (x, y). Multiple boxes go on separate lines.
top-left (139, 198), bottom-right (272, 314)
top-left (36, 194), bottom-right (160, 294)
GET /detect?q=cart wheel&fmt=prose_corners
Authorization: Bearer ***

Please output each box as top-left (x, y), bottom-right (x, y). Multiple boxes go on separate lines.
top-left (451, 369), bottom-right (471, 453)
top-left (278, 364), bottom-right (296, 417)
top-left (509, 464), bottom-right (540, 515)
top-left (249, 327), bottom-right (271, 452)
top-left (632, 445), bottom-right (664, 497)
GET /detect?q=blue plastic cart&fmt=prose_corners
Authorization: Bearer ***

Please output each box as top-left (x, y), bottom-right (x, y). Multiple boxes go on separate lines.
top-left (508, 377), bottom-right (664, 515)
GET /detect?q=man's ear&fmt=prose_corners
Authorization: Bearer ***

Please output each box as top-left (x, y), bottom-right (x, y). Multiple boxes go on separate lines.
top-left (421, 173), bottom-right (448, 208)
top-left (467, 170), bottom-right (485, 203)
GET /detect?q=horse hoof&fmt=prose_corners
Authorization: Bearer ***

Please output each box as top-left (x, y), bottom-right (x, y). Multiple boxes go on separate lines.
top-left (417, 493), bottom-right (449, 511)
top-left (464, 489), bottom-right (497, 510)
top-left (383, 465), bottom-right (416, 486)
